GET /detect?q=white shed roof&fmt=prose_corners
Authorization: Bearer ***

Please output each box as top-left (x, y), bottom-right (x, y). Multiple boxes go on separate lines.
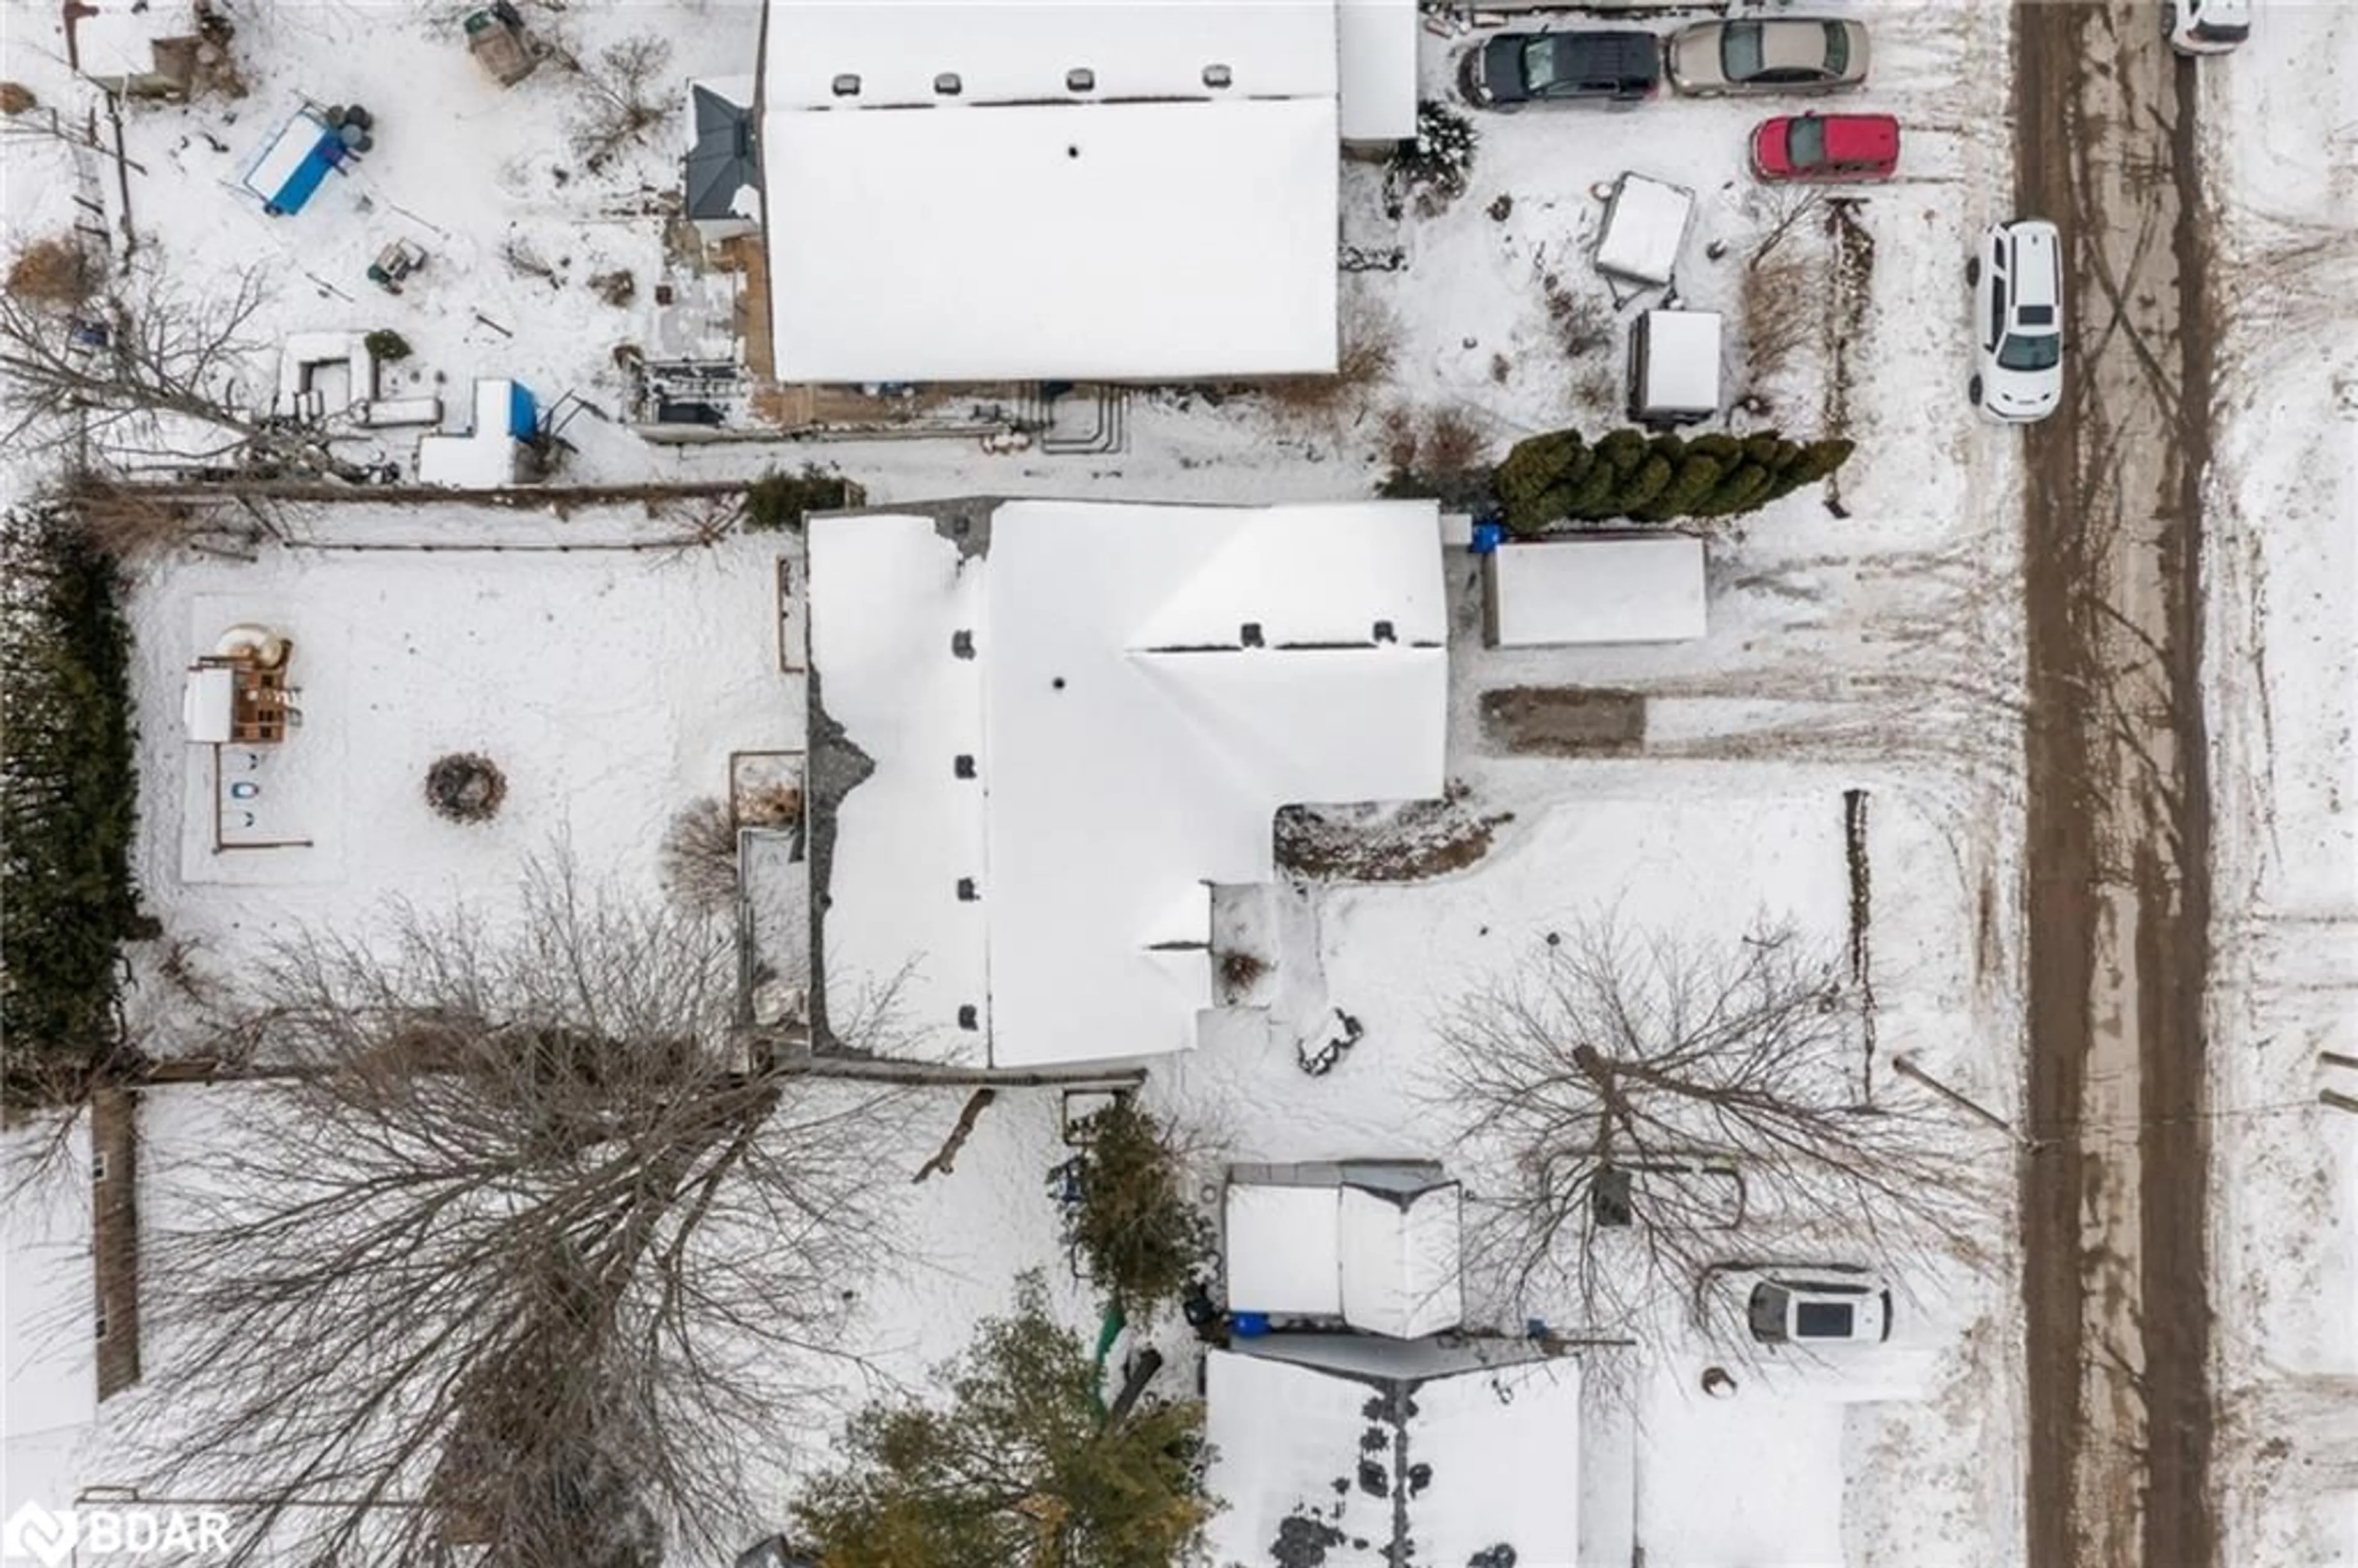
top-left (1206, 1347), bottom-right (1583, 1568)
top-left (1337, 0), bottom-right (1420, 141)
top-left (1636, 309), bottom-right (1724, 417)
top-left (1485, 534), bottom-right (1709, 647)
top-left (760, 0), bottom-right (1344, 381)
top-left (1596, 173), bottom-right (1697, 287)
top-left (1224, 1184), bottom-right (1344, 1316)
top-left (1224, 1172), bottom-right (1462, 1335)
top-left (809, 499), bottom-right (1448, 1068)
top-left (1338, 1181), bottom-right (1463, 1338)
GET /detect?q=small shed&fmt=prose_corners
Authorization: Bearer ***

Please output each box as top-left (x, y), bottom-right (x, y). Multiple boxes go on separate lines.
top-left (1482, 533), bottom-right (1709, 648)
top-left (1628, 308), bottom-right (1724, 427)
top-left (417, 379), bottom-right (537, 487)
top-left (1337, 0), bottom-right (1418, 143)
top-left (239, 107), bottom-right (347, 215)
top-left (1595, 171), bottom-right (1696, 293)
top-left (1224, 1160), bottom-right (1464, 1338)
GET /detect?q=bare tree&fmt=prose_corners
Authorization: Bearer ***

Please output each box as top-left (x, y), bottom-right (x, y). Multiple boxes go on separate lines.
top-left (0, 262), bottom-right (359, 481)
top-left (129, 855), bottom-right (917, 1568)
top-left (555, 34), bottom-right (676, 171)
top-left (1433, 915), bottom-right (1987, 1349)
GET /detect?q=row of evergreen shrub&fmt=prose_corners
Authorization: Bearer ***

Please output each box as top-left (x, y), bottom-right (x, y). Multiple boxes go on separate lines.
top-left (1496, 427), bottom-right (1855, 533)
top-left (2, 505), bottom-right (154, 1107)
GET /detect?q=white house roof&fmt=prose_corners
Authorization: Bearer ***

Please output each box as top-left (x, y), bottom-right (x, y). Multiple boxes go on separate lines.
top-left (763, 0), bottom-right (1339, 107)
top-left (1205, 1346), bottom-right (1583, 1568)
top-left (760, 1), bottom-right (1343, 381)
top-left (1224, 1170), bottom-right (1463, 1337)
top-left (807, 499), bottom-right (1447, 1068)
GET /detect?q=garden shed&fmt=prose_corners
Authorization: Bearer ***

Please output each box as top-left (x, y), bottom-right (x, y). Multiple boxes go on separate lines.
top-left (1482, 533), bottom-right (1709, 647)
top-left (1224, 1160), bottom-right (1465, 1338)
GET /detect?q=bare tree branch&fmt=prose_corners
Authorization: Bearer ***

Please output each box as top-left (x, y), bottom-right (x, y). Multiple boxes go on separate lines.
top-left (126, 854), bottom-right (921, 1568)
top-left (1433, 915), bottom-right (1993, 1356)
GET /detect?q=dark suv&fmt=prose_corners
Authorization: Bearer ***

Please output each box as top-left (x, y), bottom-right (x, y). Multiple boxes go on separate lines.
top-left (1460, 30), bottom-right (1662, 107)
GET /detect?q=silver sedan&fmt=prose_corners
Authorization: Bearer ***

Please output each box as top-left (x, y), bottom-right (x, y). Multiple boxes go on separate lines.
top-left (1665, 18), bottom-right (1870, 96)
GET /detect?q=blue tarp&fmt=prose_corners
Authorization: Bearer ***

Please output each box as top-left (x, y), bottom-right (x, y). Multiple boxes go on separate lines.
top-left (242, 112), bottom-right (344, 215)
top-left (504, 381), bottom-right (537, 440)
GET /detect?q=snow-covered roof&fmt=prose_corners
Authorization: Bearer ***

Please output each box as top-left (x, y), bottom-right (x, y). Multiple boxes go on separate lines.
top-left (1337, 0), bottom-right (1419, 141)
top-left (760, 1), bottom-right (1344, 381)
top-left (1596, 173), bottom-right (1697, 287)
top-left (807, 499), bottom-right (1449, 1068)
top-left (416, 381), bottom-right (526, 489)
top-left (1635, 1359), bottom-right (1846, 1566)
top-left (70, 0), bottom-right (197, 83)
top-left (1485, 534), bottom-right (1710, 647)
top-left (1205, 1345), bottom-right (1582, 1568)
top-left (1635, 309), bottom-right (1724, 417)
top-left (763, 0), bottom-right (1338, 107)
top-left (1224, 1166), bottom-right (1464, 1337)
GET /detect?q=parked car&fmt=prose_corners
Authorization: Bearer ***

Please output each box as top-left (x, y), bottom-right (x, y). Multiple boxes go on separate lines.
top-left (1665, 18), bottom-right (1870, 96)
top-left (1459, 30), bottom-right (1662, 108)
top-left (1749, 112), bottom-right (1901, 182)
top-left (1746, 1273), bottom-right (1893, 1345)
top-left (1969, 218), bottom-right (2064, 423)
top-left (2166, 0), bottom-right (2249, 54)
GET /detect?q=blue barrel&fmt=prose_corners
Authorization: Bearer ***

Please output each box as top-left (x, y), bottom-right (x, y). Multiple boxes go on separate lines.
top-left (1231, 1311), bottom-right (1270, 1338)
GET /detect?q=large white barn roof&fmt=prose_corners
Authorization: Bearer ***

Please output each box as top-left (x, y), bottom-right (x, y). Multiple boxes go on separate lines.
top-left (807, 499), bottom-right (1448, 1068)
top-left (760, 0), bottom-right (1345, 381)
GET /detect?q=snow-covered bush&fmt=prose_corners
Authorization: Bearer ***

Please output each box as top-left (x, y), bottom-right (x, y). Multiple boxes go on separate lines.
top-left (425, 753), bottom-right (507, 824)
top-left (1383, 100), bottom-right (1479, 220)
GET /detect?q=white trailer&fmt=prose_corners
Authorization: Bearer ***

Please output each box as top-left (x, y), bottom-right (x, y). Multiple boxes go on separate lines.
top-left (1593, 172), bottom-right (1696, 298)
top-left (1481, 532), bottom-right (1708, 648)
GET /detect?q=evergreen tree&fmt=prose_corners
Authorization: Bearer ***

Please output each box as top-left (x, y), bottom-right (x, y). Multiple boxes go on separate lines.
top-left (1064, 1100), bottom-right (1212, 1320)
top-left (795, 1273), bottom-right (1210, 1568)
top-left (1611, 454), bottom-right (1676, 516)
top-left (1633, 455), bottom-right (1724, 522)
top-left (1495, 430), bottom-right (1590, 532)
top-left (1767, 437), bottom-right (1857, 499)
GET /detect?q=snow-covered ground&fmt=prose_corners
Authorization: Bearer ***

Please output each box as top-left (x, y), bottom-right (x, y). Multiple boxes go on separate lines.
top-left (2200, 4), bottom-right (2358, 1563)
top-left (0, 1), bottom-right (2042, 1564)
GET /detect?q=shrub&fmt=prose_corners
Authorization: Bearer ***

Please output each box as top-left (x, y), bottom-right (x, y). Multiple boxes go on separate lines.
top-left (424, 754), bottom-right (507, 823)
top-left (1492, 426), bottom-right (1858, 527)
top-left (1383, 100), bottom-right (1478, 220)
top-left (658, 796), bottom-right (737, 915)
top-left (745, 466), bottom-right (854, 531)
top-left (6, 236), bottom-right (95, 305)
top-left (0, 82), bottom-right (37, 115)
top-left (2, 505), bottom-right (154, 1108)
top-left (1064, 1100), bottom-right (1212, 1319)
top-left (364, 329), bottom-right (412, 362)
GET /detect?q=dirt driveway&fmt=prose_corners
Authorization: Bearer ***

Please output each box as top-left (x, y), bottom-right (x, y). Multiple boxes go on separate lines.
top-left (2012, 4), bottom-right (2218, 1568)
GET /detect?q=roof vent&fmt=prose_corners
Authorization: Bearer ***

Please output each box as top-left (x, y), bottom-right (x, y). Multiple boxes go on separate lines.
top-left (956, 877), bottom-right (979, 902)
top-left (830, 72), bottom-right (860, 97)
top-left (1240, 622), bottom-right (1264, 648)
top-left (957, 1004), bottom-right (979, 1030)
top-left (951, 629), bottom-right (975, 659)
top-left (933, 71), bottom-right (962, 96)
top-left (954, 753), bottom-right (976, 779)
top-left (1202, 63), bottom-right (1233, 88)
top-left (1372, 619), bottom-right (1395, 643)
top-left (1066, 66), bottom-right (1095, 92)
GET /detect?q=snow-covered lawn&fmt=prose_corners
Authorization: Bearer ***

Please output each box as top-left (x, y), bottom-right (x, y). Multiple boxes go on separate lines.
top-left (2200, 4), bottom-right (2358, 1562)
top-left (123, 522), bottom-right (801, 1042)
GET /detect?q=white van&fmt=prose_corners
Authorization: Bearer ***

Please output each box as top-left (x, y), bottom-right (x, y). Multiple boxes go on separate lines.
top-left (1627, 308), bottom-right (1723, 427)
